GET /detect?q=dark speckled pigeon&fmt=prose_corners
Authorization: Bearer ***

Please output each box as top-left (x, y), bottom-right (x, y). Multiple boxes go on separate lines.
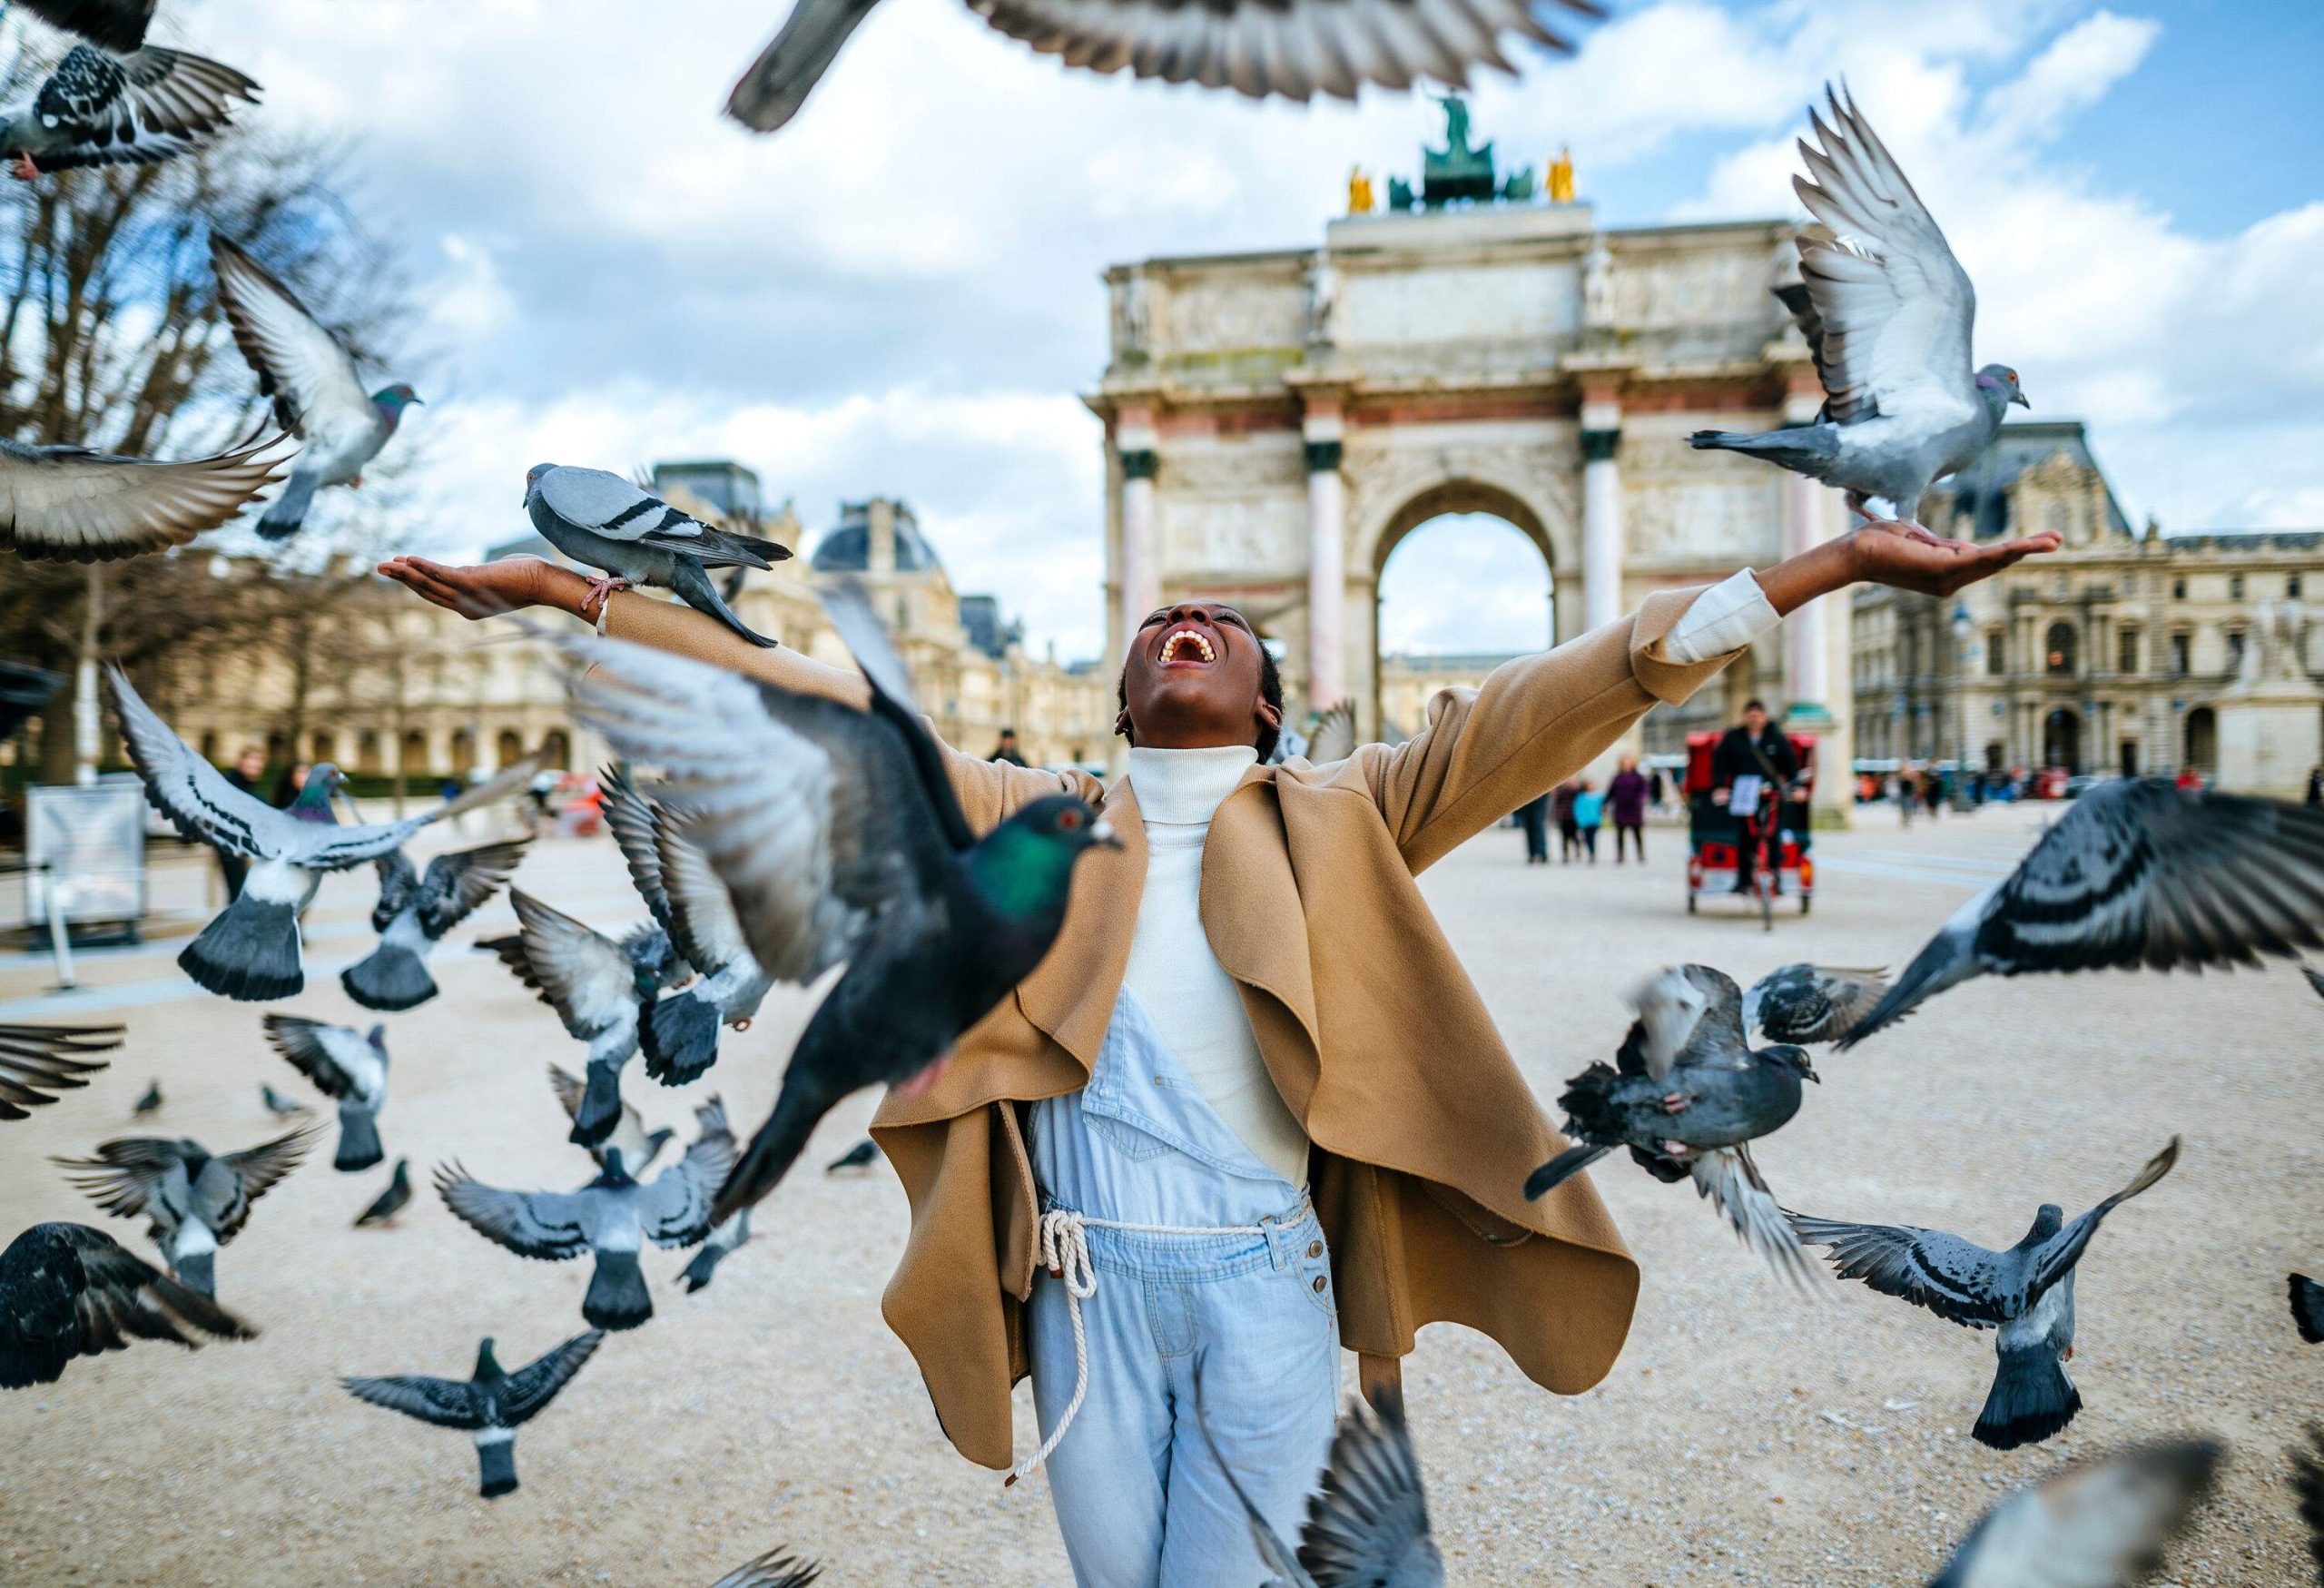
top-left (1930, 1436), bottom-right (2219, 1587)
top-left (1689, 85), bottom-right (2026, 527)
top-left (1744, 964), bottom-right (1887, 1046)
top-left (0, 43), bottom-right (259, 179)
top-left (2, 1220), bottom-right (254, 1389)
top-left (341, 1328), bottom-right (603, 1499)
top-left (1792, 1138), bottom-right (2179, 1450)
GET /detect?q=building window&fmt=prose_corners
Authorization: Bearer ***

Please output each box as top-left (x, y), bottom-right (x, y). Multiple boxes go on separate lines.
top-left (2293, 575), bottom-right (2305, 599)
top-left (2230, 574), bottom-right (2244, 599)
top-left (2226, 630), bottom-right (2247, 673)
top-left (2172, 576), bottom-right (2187, 599)
top-left (2169, 632), bottom-right (2191, 675)
top-left (1985, 629), bottom-right (2006, 676)
top-left (2118, 627), bottom-right (2140, 675)
top-left (2044, 621), bottom-right (2078, 676)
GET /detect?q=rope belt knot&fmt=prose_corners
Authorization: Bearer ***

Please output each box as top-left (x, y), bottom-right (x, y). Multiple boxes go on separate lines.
top-left (1003, 1205), bottom-right (1273, 1489)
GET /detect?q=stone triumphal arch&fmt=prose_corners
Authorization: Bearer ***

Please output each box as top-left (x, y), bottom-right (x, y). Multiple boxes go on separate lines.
top-left (1087, 115), bottom-right (1857, 797)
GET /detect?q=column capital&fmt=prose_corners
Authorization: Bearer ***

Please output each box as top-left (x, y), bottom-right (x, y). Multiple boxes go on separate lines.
top-left (1119, 449), bottom-right (1159, 481)
top-left (1578, 427), bottom-right (1620, 465)
top-left (1303, 439), bottom-right (1344, 473)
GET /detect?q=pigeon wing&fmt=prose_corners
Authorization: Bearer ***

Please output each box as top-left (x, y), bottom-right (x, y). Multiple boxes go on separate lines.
top-left (1788, 1214), bottom-right (2008, 1327)
top-left (206, 1123), bottom-right (320, 1238)
top-left (1, 1222), bottom-right (251, 1380)
top-left (262, 1014), bottom-right (384, 1104)
top-left (16, 0), bottom-right (155, 53)
top-left (0, 434), bottom-right (286, 563)
top-left (2029, 1137), bottom-right (2180, 1296)
top-left (1691, 1144), bottom-right (1823, 1289)
top-left (0, 1021), bottom-right (120, 1122)
top-left (821, 578), bottom-right (978, 853)
top-left (598, 765), bottom-right (680, 945)
top-left (209, 234), bottom-right (374, 450)
top-left (706, 1553), bottom-right (824, 1588)
top-left (1745, 963), bottom-right (1889, 1045)
top-left (1304, 700), bottom-right (1359, 766)
top-left (497, 1327), bottom-right (606, 1425)
top-left (1929, 1437), bottom-right (2221, 1588)
top-left (26, 45), bottom-right (257, 172)
top-left (654, 805), bottom-right (761, 979)
top-left (1791, 86), bottom-right (1977, 428)
top-left (1295, 1388), bottom-right (1443, 1588)
top-left (340, 1372), bottom-right (484, 1429)
top-left (369, 848), bottom-right (419, 932)
top-left (433, 1164), bottom-right (590, 1260)
top-left (640, 1129), bottom-right (739, 1248)
top-left (52, 1136), bottom-right (189, 1220)
top-left (503, 891), bottom-right (642, 1041)
top-left (106, 664), bottom-right (313, 860)
top-left (415, 838), bottom-right (528, 937)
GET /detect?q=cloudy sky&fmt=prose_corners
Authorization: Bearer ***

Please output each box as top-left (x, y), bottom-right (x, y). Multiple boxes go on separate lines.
top-left (80, 0), bottom-right (2324, 658)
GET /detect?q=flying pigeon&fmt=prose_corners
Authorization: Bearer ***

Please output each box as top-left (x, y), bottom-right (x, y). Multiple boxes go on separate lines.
top-left (1743, 963), bottom-right (1888, 1046)
top-left (2, 1221), bottom-right (254, 1390)
top-left (341, 837), bottom-right (529, 1011)
top-left (602, 765), bottom-right (772, 1085)
top-left (210, 234), bottom-right (421, 540)
top-left (1525, 965), bottom-right (1822, 1287)
top-left (258, 1082), bottom-right (310, 1119)
top-left (823, 1138), bottom-right (879, 1174)
top-left (546, 1062), bottom-right (674, 1179)
top-left (1930, 1436), bottom-right (2221, 1587)
top-left (706, 1550), bottom-right (822, 1588)
top-left (2294, 1426), bottom-right (2324, 1583)
top-left (354, 1159), bottom-right (412, 1229)
top-left (54, 1124), bottom-right (320, 1297)
top-left (131, 1079), bottom-right (162, 1116)
top-left (1838, 779), bottom-right (2324, 1049)
top-left (1305, 699), bottom-right (1359, 766)
top-left (2290, 1274), bottom-right (2324, 1344)
top-left (524, 464), bottom-right (790, 650)
top-left (2, 433), bottom-right (287, 563)
top-left (13, 0), bottom-right (156, 54)
top-left (0, 1020), bottom-right (121, 1121)
top-left (1791, 1137), bottom-right (2179, 1450)
top-left (1202, 1380), bottom-right (1440, 1588)
top-left (436, 1116), bottom-right (735, 1331)
top-left (2305, 964), bottom-right (2324, 1002)
top-left (107, 664), bottom-right (535, 1001)
top-left (261, 1014), bottom-right (390, 1172)
top-left (726, 0), bottom-right (1603, 133)
top-left (340, 1328), bottom-right (604, 1499)
top-left (1687, 86), bottom-right (2028, 528)
top-left (0, 42), bottom-right (259, 178)
top-left (566, 579), bottom-right (1118, 1227)
top-left (488, 890), bottom-right (689, 1147)
top-left (680, 1208), bottom-right (752, 1295)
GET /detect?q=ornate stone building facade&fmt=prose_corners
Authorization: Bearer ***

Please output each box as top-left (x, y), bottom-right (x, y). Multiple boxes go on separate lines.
top-left (1850, 420), bottom-right (2324, 797)
top-left (85, 466), bottom-right (1112, 791)
top-left (1088, 122), bottom-right (1857, 809)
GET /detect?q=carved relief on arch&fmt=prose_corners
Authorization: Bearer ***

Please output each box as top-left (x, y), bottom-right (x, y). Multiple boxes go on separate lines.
top-left (1343, 431), bottom-right (1580, 578)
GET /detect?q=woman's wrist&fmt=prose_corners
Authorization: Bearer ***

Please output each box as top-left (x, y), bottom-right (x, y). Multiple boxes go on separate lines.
top-left (1753, 534), bottom-right (1860, 618)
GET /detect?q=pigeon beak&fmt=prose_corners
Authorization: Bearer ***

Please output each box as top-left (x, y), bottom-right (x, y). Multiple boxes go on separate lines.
top-left (1804, 1064), bottom-right (1822, 1084)
top-left (1089, 817), bottom-right (1123, 850)
top-left (2012, 391), bottom-right (2031, 409)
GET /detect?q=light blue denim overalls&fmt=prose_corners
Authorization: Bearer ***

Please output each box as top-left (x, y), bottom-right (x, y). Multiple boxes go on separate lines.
top-left (1022, 989), bottom-right (1340, 1587)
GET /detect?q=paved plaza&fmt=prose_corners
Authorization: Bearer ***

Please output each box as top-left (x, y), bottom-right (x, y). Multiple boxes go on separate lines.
top-left (1, 796), bottom-right (2314, 1584)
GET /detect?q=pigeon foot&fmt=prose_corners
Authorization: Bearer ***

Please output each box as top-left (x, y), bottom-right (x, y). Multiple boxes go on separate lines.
top-left (1660, 1092), bottom-right (1689, 1114)
top-left (731, 1018), bottom-right (751, 1032)
top-left (9, 153), bottom-right (37, 181)
top-left (582, 576), bottom-right (634, 608)
top-left (1659, 1139), bottom-right (1695, 1159)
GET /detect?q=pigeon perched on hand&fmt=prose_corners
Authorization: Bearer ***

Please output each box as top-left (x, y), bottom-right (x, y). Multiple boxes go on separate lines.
top-left (261, 1014), bottom-right (390, 1172)
top-left (258, 1082), bottom-right (309, 1119)
top-left (2290, 1274), bottom-right (2324, 1344)
top-left (340, 1328), bottom-right (604, 1499)
top-left (602, 765), bottom-right (771, 1086)
top-left (1930, 1436), bottom-right (2220, 1587)
top-left (525, 464), bottom-right (789, 649)
top-left (3, 433), bottom-right (286, 563)
top-left (488, 890), bottom-right (689, 1148)
top-left (354, 1159), bottom-right (412, 1229)
top-left (1525, 965), bottom-right (1823, 1287)
top-left (1839, 779), bottom-right (2324, 1049)
top-left (1204, 1382), bottom-right (1441, 1588)
top-left (1792, 1137), bottom-right (2179, 1450)
top-left (13, 1), bottom-right (155, 54)
top-left (54, 1124), bottom-right (319, 1298)
top-left (727, 0), bottom-right (1601, 133)
top-left (823, 1138), bottom-right (879, 1174)
top-left (546, 1062), bottom-right (673, 1179)
top-left (567, 580), bottom-right (1118, 1228)
top-left (1743, 963), bottom-right (1888, 1046)
top-left (0, 42), bottom-right (259, 179)
top-left (341, 837), bottom-right (529, 1011)
top-left (2, 1221), bottom-right (254, 1390)
top-left (108, 664), bottom-right (535, 1001)
top-left (210, 234), bottom-right (420, 541)
top-left (1688, 86), bottom-right (2027, 527)
top-left (0, 1021), bottom-right (121, 1121)
top-left (436, 1115), bottom-right (735, 1331)
top-left (705, 1550), bottom-right (822, 1588)
top-left (132, 1079), bottom-right (162, 1116)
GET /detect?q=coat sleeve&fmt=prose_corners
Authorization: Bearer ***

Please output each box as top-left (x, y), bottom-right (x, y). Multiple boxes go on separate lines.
top-left (1361, 587), bottom-right (1746, 873)
top-left (595, 590), bottom-right (1098, 832)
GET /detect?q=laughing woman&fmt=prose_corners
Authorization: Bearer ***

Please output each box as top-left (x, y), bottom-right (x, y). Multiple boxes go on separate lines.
top-left (381, 514), bottom-right (2050, 1585)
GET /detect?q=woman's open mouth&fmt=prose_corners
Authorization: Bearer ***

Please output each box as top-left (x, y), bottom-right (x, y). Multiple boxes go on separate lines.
top-left (1157, 626), bottom-right (1217, 667)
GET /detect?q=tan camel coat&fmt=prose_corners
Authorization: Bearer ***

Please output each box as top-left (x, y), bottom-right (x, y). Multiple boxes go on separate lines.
top-left (596, 586), bottom-right (1743, 1469)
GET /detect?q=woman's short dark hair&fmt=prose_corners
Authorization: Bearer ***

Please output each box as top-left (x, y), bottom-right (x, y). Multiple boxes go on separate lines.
top-left (1118, 646), bottom-right (1285, 761)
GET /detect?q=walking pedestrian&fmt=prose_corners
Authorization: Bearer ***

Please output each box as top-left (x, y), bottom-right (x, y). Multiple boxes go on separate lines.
top-left (1553, 779), bottom-right (1581, 862)
top-left (1572, 780), bottom-right (1604, 863)
top-left (1608, 755), bottom-right (1649, 864)
top-left (1514, 792), bottom-right (1550, 864)
top-left (217, 746), bottom-right (264, 898)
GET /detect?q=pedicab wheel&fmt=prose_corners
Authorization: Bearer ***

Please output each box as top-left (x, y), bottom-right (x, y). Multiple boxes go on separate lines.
top-left (1799, 894), bottom-right (1811, 915)
top-left (1687, 893), bottom-right (1697, 914)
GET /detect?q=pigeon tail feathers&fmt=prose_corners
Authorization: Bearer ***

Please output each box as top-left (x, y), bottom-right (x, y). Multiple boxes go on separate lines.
top-left (642, 992), bottom-right (721, 1085)
top-left (2291, 1273), bottom-right (2324, 1344)
top-left (333, 1106), bottom-right (384, 1173)
top-left (582, 1249), bottom-right (654, 1331)
top-left (1974, 1346), bottom-right (2081, 1450)
top-left (179, 891), bottom-right (302, 1001)
top-left (569, 1059), bottom-right (625, 1149)
top-left (475, 1434), bottom-right (519, 1499)
top-left (171, 1248), bottom-right (216, 1299)
top-left (340, 942), bottom-right (437, 1011)
top-left (1687, 426), bottom-right (1837, 474)
top-left (713, 1065), bottom-right (843, 1227)
top-left (1525, 1141), bottom-right (1610, 1200)
top-left (667, 557), bottom-right (778, 648)
top-left (257, 468), bottom-right (320, 540)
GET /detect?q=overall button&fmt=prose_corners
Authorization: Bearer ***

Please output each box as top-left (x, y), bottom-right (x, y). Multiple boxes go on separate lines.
top-left (1305, 1240), bottom-right (1323, 1259)
top-left (1311, 1275), bottom-right (1327, 1293)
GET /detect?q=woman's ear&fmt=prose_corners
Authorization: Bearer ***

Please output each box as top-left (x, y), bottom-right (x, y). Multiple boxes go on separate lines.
top-left (1114, 710), bottom-right (1133, 742)
top-left (1256, 702), bottom-right (1283, 731)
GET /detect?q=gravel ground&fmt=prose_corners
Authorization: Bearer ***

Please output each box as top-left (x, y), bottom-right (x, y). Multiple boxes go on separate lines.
top-left (0, 797), bottom-right (2314, 1585)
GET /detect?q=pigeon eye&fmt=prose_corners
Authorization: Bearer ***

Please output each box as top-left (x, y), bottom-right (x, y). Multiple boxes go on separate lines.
top-left (1057, 808), bottom-right (1084, 832)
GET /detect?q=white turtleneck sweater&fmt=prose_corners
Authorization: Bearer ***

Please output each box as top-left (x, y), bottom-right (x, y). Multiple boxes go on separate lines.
top-left (1121, 744), bottom-right (1312, 1186)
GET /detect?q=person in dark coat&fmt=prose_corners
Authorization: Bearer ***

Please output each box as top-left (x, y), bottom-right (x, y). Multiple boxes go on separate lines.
top-left (1709, 700), bottom-right (1799, 895)
top-left (1608, 755), bottom-right (1649, 864)
top-left (217, 746), bottom-right (265, 897)
top-left (1513, 792), bottom-right (1550, 864)
top-left (1552, 779), bottom-right (1581, 862)
top-left (990, 728), bottom-right (1029, 767)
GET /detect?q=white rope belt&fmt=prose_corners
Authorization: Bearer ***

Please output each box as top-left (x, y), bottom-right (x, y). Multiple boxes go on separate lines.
top-left (1004, 1206), bottom-right (1273, 1489)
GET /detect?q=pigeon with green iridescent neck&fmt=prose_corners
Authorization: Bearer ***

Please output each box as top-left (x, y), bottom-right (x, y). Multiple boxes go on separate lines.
top-left (341, 1328), bottom-right (603, 1499)
top-left (211, 234), bottom-right (419, 540)
top-left (567, 579), bottom-right (1118, 1226)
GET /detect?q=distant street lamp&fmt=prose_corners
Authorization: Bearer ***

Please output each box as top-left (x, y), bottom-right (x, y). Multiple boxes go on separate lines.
top-left (1950, 599), bottom-right (1974, 788)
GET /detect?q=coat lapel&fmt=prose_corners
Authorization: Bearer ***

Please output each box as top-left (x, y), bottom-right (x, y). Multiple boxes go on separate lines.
top-left (1200, 768), bottom-right (1322, 1057)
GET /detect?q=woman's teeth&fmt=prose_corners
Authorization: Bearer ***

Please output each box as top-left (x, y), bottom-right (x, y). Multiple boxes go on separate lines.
top-left (1159, 630), bottom-right (1215, 664)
